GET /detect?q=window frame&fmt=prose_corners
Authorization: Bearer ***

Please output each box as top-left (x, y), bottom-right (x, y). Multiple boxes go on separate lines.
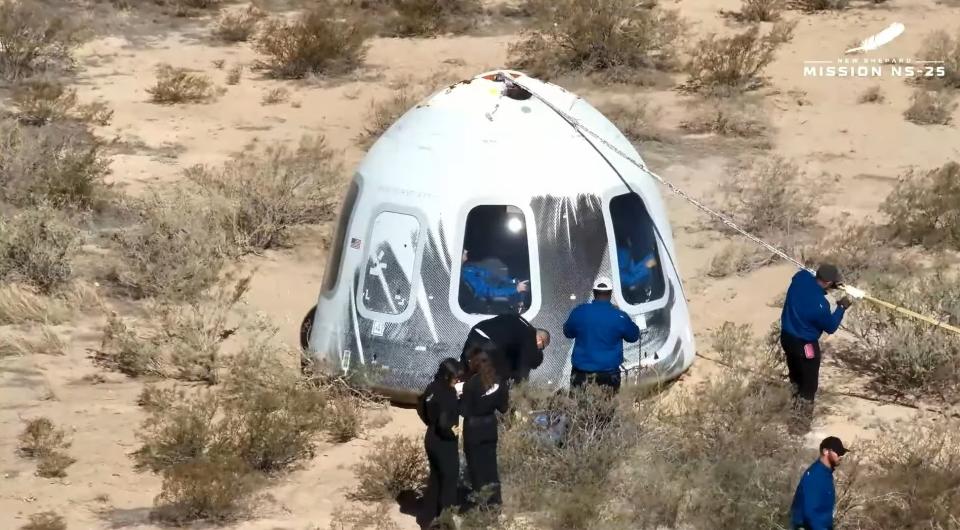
top-left (449, 199), bottom-right (541, 325)
top-left (602, 187), bottom-right (671, 313)
top-left (354, 203), bottom-right (427, 324)
top-left (322, 175), bottom-right (363, 299)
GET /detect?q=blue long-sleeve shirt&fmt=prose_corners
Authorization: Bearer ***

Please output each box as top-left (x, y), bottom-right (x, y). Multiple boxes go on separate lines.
top-left (781, 269), bottom-right (845, 343)
top-left (790, 460), bottom-right (835, 530)
top-left (563, 299), bottom-right (641, 372)
top-left (619, 249), bottom-right (654, 288)
top-left (462, 264), bottom-right (519, 301)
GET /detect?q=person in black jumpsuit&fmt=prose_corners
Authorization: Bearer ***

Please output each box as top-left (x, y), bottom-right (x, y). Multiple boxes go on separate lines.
top-left (460, 347), bottom-right (509, 510)
top-left (416, 358), bottom-right (463, 526)
top-left (460, 313), bottom-right (549, 384)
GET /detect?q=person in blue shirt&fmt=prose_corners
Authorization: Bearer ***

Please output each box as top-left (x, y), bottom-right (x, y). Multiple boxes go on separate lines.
top-left (790, 436), bottom-right (849, 530)
top-left (460, 249), bottom-right (528, 313)
top-left (618, 247), bottom-right (657, 291)
top-left (562, 277), bottom-right (641, 393)
top-left (780, 264), bottom-right (855, 433)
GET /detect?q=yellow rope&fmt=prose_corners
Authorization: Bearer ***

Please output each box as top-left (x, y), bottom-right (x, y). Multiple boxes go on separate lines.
top-left (861, 294), bottom-right (960, 335)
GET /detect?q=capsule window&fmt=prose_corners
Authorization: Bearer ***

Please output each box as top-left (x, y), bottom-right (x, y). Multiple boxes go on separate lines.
top-left (359, 211), bottom-right (421, 316)
top-left (322, 179), bottom-right (360, 293)
top-left (609, 192), bottom-right (666, 305)
top-left (458, 205), bottom-right (532, 315)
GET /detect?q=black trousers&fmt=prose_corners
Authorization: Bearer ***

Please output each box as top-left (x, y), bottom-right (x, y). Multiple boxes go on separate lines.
top-left (570, 367), bottom-right (621, 393)
top-left (780, 332), bottom-right (822, 431)
top-left (464, 440), bottom-right (501, 507)
top-left (423, 431), bottom-right (459, 521)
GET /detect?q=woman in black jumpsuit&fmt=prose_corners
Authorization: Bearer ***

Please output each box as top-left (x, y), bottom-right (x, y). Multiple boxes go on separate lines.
top-left (460, 347), bottom-right (509, 509)
top-left (417, 358), bottom-right (462, 525)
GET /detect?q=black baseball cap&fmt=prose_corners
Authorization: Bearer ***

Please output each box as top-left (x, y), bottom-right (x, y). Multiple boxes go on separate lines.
top-left (816, 264), bottom-right (842, 285)
top-left (820, 436), bottom-right (849, 456)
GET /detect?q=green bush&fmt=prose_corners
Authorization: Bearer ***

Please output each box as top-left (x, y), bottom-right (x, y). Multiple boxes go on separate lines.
top-left (685, 22), bottom-right (794, 92)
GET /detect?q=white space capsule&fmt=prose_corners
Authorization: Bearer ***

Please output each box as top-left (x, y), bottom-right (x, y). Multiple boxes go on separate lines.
top-left (300, 70), bottom-right (696, 402)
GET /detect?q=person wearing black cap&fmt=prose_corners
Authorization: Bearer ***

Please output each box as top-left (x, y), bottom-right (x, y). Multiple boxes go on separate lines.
top-left (562, 276), bottom-right (641, 393)
top-left (780, 264), bottom-right (855, 432)
top-left (790, 436), bottom-right (849, 530)
top-left (460, 314), bottom-right (550, 385)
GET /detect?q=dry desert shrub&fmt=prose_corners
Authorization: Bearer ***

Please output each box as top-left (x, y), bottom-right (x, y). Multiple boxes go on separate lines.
top-left (711, 321), bottom-right (753, 363)
top-left (508, 0), bottom-right (686, 80)
top-left (880, 161), bottom-right (960, 249)
top-left (20, 512), bottom-right (66, 530)
top-left (260, 86), bottom-right (288, 104)
top-left (11, 77), bottom-right (113, 126)
top-left (254, 5), bottom-right (373, 79)
top-left (719, 156), bottom-right (816, 237)
top-left (0, 119), bottom-right (111, 209)
top-left (96, 278), bottom-right (250, 381)
top-left (329, 502), bottom-right (400, 530)
top-left (0, 326), bottom-right (66, 357)
top-left (739, 0), bottom-right (784, 21)
top-left (706, 241), bottom-right (776, 278)
top-left (0, 205), bottom-right (79, 293)
top-left (598, 98), bottom-right (669, 144)
top-left (685, 21), bottom-right (795, 93)
top-left (226, 64), bottom-right (243, 85)
top-left (858, 85), bottom-right (885, 104)
top-left (357, 81), bottom-right (423, 147)
top-left (799, 220), bottom-right (907, 285)
top-left (107, 186), bottom-right (229, 302)
top-left (147, 64), bottom-right (217, 104)
top-left (387, 0), bottom-right (484, 37)
top-left (326, 395), bottom-right (364, 442)
top-left (790, 0), bottom-right (849, 9)
top-left (904, 88), bottom-right (956, 125)
top-left (836, 272), bottom-right (960, 401)
top-left (679, 96), bottom-right (770, 139)
top-left (17, 417), bottom-right (76, 478)
top-left (851, 421), bottom-right (960, 527)
top-left (0, 283), bottom-right (72, 325)
top-left (133, 343), bottom-right (361, 523)
top-left (351, 435), bottom-right (426, 502)
top-left (916, 29), bottom-right (960, 88)
top-left (213, 4), bottom-right (266, 42)
top-left (0, 0), bottom-right (84, 80)
top-left (186, 135), bottom-right (342, 253)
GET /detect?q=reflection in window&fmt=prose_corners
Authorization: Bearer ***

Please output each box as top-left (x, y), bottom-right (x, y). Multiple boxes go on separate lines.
top-left (610, 192), bottom-right (666, 305)
top-left (458, 205), bottom-right (532, 315)
top-left (323, 180), bottom-right (360, 293)
top-left (361, 211), bottom-right (421, 315)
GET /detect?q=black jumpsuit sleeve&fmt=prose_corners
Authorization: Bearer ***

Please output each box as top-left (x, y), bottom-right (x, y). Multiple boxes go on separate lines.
top-left (516, 325), bottom-right (540, 379)
top-left (435, 390), bottom-right (460, 441)
top-left (495, 383), bottom-right (509, 415)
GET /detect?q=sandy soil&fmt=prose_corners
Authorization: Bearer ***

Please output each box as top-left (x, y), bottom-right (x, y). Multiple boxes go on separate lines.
top-left (3, 0), bottom-right (960, 527)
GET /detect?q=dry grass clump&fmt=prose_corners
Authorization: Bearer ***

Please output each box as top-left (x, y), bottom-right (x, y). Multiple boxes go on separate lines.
top-left (799, 220), bottom-right (906, 285)
top-left (17, 417), bottom-right (76, 478)
top-left (685, 21), bottom-right (794, 93)
top-left (0, 326), bottom-right (66, 357)
top-left (96, 278), bottom-right (250, 381)
top-left (107, 187), bottom-right (229, 302)
top-left (146, 64), bottom-right (217, 104)
top-left (711, 321), bottom-right (753, 363)
top-left (132, 342), bottom-right (365, 523)
top-left (904, 88), bottom-right (956, 125)
top-left (0, 119), bottom-right (111, 209)
top-left (738, 0), bottom-right (784, 21)
top-left (260, 86), bottom-right (288, 105)
top-left (213, 4), bottom-right (266, 42)
top-left (0, 284), bottom-right (72, 325)
top-left (598, 98), bottom-right (669, 144)
top-left (330, 502), bottom-right (400, 530)
top-left (226, 64), bottom-right (243, 85)
top-left (858, 85), bottom-right (885, 104)
top-left (0, 0), bottom-right (84, 81)
top-left (880, 161), bottom-right (960, 249)
top-left (387, 0), bottom-right (484, 37)
top-left (679, 96), bottom-right (770, 139)
top-left (0, 205), bottom-right (79, 293)
top-left (719, 156), bottom-right (816, 237)
top-left (836, 271), bottom-right (960, 402)
top-left (11, 77), bottom-right (113, 126)
top-left (508, 0), bottom-right (686, 81)
top-left (20, 512), bottom-right (66, 530)
top-left (916, 29), bottom-right (960, 88)
top-left (790, 0), bottom-right (849, 10)
top-left (351, 435), bottom-right (427, 502)
top-left (186, 135), bottom-right (342, 253)
top-left (254, 5), bottom-right (373, 79)
top-left (706, 241), bottom-right (776, 278)
top-left (357, 81), bottom-right (423, 147)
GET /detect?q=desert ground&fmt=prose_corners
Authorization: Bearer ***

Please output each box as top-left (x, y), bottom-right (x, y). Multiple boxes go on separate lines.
top-left (2, 0), bottom-right (960, 528)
